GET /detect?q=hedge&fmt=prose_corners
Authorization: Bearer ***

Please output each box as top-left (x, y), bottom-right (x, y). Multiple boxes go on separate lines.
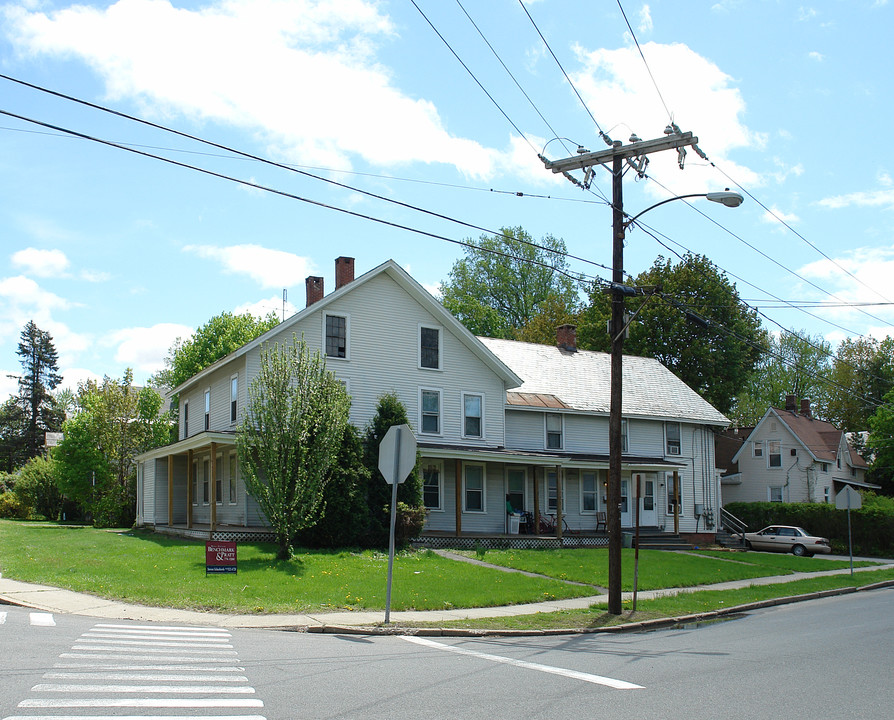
top-left (724, 496), bottom-right (894, 557)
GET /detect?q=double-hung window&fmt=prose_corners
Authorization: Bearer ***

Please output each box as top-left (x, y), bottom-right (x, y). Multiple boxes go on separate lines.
top-left (230, 375), bottom-right (238, 424)
top-left (423, 462), bottom-right (442, 511)
top-left (546, 413), bottom-right (563, 449)
top-left (753, 441), bottom-right (763, 458)
top-left (204, 389), bottom-right (210, 431)
top-left (665, 422), bottom-right (681, 455)
top-left (666, 473), bottom-right (681, 514)
top-left (228, 452), bottom-right (238, 504)
top-left (768, 440), bottom-right (782, 468)
top-left (464, 464), bottom-right (485, 512)
top-left (546, 470), bottom-right (562, 512)
top-left (420, 389), bottom-right (441, 435)
top-left (769, 486), bottom-right (783, 502)
top-left (215, 454), bottom-right (223, 505)
top-left (581, 471), bottom-right (597, 513)
top-left (325, 314), bottom-right (348, 359)
top-left (202, 458), bottom-right (210, 504)
top-left (621, 418), bottom-right (629, 453)
top-left (463, 393), bottom-right (483, 439)
top-left (506, 468), bottom-right (525, 513)
top-left (420, 325), bottom-right (441, 370)
top-left (183, 400), bottom-right (189, 439)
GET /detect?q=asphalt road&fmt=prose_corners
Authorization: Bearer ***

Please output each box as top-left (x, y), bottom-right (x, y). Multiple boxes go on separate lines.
top-left (2, 587), bottom-right (891, 719)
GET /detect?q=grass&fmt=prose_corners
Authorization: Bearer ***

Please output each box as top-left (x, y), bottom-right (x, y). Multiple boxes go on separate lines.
top-left (454, 547), bottom-right (875, 590)
top-left (396, 567), bottom-right (894, 631)
top-left (0, 521), bottom-right (592, 614)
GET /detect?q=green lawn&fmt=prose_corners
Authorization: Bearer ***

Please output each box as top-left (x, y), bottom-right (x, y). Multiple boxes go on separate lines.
top-left (0, 521), bottom-right (592, 613)
top-left (458, 547), bottom-right (875, 590)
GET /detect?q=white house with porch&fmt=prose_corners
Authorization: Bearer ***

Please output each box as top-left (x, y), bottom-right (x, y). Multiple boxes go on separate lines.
top-left (136, 257), bottom-right (729, 545)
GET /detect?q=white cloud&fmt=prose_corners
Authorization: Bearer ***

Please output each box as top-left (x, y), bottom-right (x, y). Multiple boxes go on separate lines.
top-left (568, 41), bottom-right (764, 195)
top-left (107, 322), bottom-right (194, 378)
top-left (4, 0), bottom-right (499, 179)
top-left (638, 5), bottom-right (653, 34)
top-left (56, 367), bottom-right (103, 395)
top-left (0, 372), bottom-right (19, 403)
top-left (234, 295), bottom-right (298, 320)
top-left (80, 269), bottom-right (111, 283)
top-left (817, 188), bottom-right (894, 210)
top-left (11, 247), bottom-right (70, 277)
top-left (183, 244), bottom-right (314, 289)
top-left (761, 206), bottom-right (800, 226)
top-left (808, 51), bottom-right (824, 62)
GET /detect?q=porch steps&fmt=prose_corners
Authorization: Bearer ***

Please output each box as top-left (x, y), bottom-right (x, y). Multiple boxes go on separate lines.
top-left (714, 529), bottom-right (746, 549)
top-left (632, 531), bottom-right (692, 551)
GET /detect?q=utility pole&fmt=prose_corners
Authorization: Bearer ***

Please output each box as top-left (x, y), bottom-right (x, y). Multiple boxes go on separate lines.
top-left (541, 130), bottom-right (698, 615)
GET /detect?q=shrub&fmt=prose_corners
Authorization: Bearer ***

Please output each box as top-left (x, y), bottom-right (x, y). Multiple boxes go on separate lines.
top-left (0, 491), bottom-right (30, 519)
top-left (14, 456), bottom-right (62, 521)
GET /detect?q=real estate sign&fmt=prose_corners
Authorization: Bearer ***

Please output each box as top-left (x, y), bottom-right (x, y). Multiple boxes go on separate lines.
top-left (205, 541), bottom-right (237, 574)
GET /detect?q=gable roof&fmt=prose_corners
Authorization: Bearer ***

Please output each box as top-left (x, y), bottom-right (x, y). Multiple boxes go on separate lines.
top-left (731, 406), bottom-right (869, 468)
top-left (478, 337), bottom-right (729, 425)
top-left (173, 259), bottom-right (522, 395)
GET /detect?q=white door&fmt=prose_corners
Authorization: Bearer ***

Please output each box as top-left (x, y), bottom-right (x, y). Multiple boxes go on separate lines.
top-left (620, 478), bottom-right (631, 527)
top-left (639, 474), bottom-right (657, 526)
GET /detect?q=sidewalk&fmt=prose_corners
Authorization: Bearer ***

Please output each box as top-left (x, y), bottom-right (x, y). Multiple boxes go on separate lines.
top-left (2, 558), bottom-right (892, 633)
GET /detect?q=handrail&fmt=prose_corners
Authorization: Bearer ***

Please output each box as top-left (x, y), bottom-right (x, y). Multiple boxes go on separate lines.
top-left (720, 507), bottom-right (748, 536)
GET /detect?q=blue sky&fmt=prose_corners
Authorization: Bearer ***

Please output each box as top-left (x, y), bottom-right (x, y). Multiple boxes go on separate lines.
top-left (2, 0), bottom-right (893, 401)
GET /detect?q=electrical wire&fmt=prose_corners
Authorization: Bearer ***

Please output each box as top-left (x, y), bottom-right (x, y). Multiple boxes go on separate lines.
top-left (615, 0), bottom-right (673, 123)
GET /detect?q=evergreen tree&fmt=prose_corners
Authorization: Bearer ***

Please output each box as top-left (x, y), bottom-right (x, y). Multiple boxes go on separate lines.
top-left (15, 321), bottom-right (64, 459)
top-left (361, 392), bottom-right (423, 547)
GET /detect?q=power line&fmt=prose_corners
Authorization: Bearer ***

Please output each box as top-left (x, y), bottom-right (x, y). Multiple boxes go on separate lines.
top-left (615, 0), bottom-right (674, 123)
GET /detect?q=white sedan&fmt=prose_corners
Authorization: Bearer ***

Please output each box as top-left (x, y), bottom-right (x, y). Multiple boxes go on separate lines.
top-left (739, 525), bottom-right (832, 557)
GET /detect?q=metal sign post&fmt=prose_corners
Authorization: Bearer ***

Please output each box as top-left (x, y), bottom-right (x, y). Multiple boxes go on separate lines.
top-left (835, 485), bottom-right (862, 576)
top-left (378, 424), bottom-right (417, 623)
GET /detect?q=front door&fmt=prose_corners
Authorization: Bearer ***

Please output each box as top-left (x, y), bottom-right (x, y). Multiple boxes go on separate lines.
top-left (620, 478), bottom-right (631, 527)
top-left (638, 474), bottom-right (657, 526)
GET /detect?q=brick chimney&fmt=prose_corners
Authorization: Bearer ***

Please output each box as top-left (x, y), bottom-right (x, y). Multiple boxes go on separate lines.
top-left (800, 398), bottom-right (812, 418)
top-left (335, 256), bottom-right (355, 289)
top-left (305, 276), bottom-right (324, 306)
top-left (556, 324), bottom-right (577, 352)
top-left (785, 394), bottom-right (796, 412)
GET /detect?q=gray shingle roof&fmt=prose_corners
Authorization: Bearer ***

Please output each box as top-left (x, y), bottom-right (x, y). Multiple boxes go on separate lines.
top-left (478, 337), bottom-right (729, 425)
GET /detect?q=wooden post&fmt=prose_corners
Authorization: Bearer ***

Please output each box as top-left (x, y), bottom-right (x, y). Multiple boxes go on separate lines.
top-left (187, 449), bottom-right (194, 529)
top-left (454, 458), bottom-right (462, 536)
top-left (210, 442), bottom-right (218, 532)
top-left (673, 470), bottom-right (680, 535)
top-left (533, 468), bottom-right (541, 536)
top-left (167, 454), bottom-right (174, 526)
top-left (633, 474), bottom-right (641, 611)
top-left (555, 465), bottom-right (563, 541)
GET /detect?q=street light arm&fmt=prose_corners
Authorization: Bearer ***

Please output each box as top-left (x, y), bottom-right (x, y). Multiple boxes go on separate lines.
top-left (623, 190), bottom-right (744, 229)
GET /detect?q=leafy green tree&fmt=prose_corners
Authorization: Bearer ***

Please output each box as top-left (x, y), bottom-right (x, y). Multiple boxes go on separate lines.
top-left (578, 253), bottom-right (766, 415)
top-left (826, 336), bottom-right (894, 434)
top-left (295, 424), bottom-right (371, 548)
top-left (515, 294), bottom-right (581, 345)
top-left (15, 321), bottom-right (64, 459)
top-left (731, 331), bottom-right (832, 426)
top-left (0, 397), bottom-right (28, 473)
top-left (55, 371), bottom-right (170, 526)
top-left (867, 387), bottom-right (894, 496)
top-left (361, 391), bottom-right (423, 547)
top-left (237, 336), bottom-right (350, 559)
top-left (14, 455), bottom-right (62, 520)
top-left (151, 311), bottom-right (279, 437)
top-left (439, 227), bottom-right (581, 339)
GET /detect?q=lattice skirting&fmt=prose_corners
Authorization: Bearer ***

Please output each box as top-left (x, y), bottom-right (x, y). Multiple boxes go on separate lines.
top-left (412, 535), bottom-right (609, 550)
top-left (151, 525), bottom-right (276, 543)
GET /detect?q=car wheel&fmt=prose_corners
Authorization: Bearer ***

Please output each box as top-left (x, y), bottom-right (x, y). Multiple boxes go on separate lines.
top-left (792, 544), bottom-right (807, 557)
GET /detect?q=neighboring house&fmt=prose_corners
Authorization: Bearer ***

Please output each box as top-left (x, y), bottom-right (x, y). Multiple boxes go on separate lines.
top-left (721, 396), bottom-right (874, 505)
top-left (135, 257), bottom-right (729, 544)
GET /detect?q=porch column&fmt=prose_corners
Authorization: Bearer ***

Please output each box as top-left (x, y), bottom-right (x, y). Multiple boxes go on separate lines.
top-left (673, 470), bottom-right (680, 534)
top-left (210, 442), bottom-right (218, 532)
top-left (533, 467), bottom-right (540, 536)
top-left (167, 454), bottom-right (174, 526)
top-left (555, 464), bottom-right (563, 541)
top-left (454, 458), bottom-right (462, 536)
top-left (187, 449), bottom-right (194, 528)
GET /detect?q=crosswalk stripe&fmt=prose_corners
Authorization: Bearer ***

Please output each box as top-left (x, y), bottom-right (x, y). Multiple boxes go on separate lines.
top-left (74, 638), bottom-right (232, 647)
top-left (44, 672), bottom-right (250, 682)
top-left (18, 698), bottom-right (265, 708)
top-left (95, 623), bottom-right (230, 633)
top-left (3, 716), bottom-right (266, 720)
top-left (31, 683), bottom-right (256, 694)
top-left (60, 652), bottom-right (239, 662)
top-left (52, 663), bottom-right (244, 672)
top-left (29, 612), bottom-right (55, 626)
top-left (68, 645), bottom-right (237, 655)
top-left (0, 611), bottom-right (6, 624)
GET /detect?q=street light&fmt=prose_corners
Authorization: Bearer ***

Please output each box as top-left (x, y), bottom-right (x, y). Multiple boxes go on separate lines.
top-left (606, 188), bottom-right (743, 614)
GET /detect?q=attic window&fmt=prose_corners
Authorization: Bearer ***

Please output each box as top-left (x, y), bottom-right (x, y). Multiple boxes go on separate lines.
top-left (420, 326), bottom-right (441, 369)
top-left (790, 448), bottom-right (797, 457)
top-left (325, 314), bottom-right (348, 359)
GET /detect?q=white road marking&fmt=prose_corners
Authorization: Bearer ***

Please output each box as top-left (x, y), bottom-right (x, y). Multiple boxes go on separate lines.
top-left (52, 663), bottom-right (244, 672)
top-left (73, 638), bottom-right (232, 647)
top-left (31, 684), bottom-right (256, 694)
top-left (3, 716), bottom-right (266, 720)
top-left (29, 612), bottom-right (55, 626)
top-left (43, 672), bottom-right (249, 682)
top-left (85, 628), bottom-right (230, 638)
top-left (18, 698), bottom-right (264, 708)
top-left (69, 645), bottom-right (237, 655)
top-left (95, 623), bottom-right (230, 633)
top-left (0, 611), bottom-right (7, 624)
top-left (60, 652), bottom-right (238, 662)
top-left (401, 636), bottom-right (644, 690)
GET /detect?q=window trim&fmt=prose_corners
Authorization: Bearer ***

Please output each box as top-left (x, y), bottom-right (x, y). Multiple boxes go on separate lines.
top-left (546, 470), bottom-right (564, 512)
top-left (580, 470), bottom-right (598, 514)
top-left (183, 399), bottom-right (189, 439)
top-left (506, 466), bottom-right (526, 514)
top-left (228, 451), bottom-right (238, 505)
top-left (665, 421), bottom-right (681, 456)
top-left (422, 460), bottom-right (444, 512)
top-left (215, 452), bottom-right (223, 506)
top-left (753, 440), bottom-right (763, 458)
top-left (767, 439), bottom-right (782, 468)
top-left (419, 323), bottom-right (442, 371)
top-left (203, 388), bottom-right (211, 432)
top-left (230, 374), bottom-right (238, 425)
top-left (202, 457), bottom-right (210, 505)
top-left (463, 463), bottom-right (486, 513)
top-left (768, 485), bottom-right (784, 502)
top-left (461, 392), bottom-right (484, 440)
top-left (545, 413), bottom-right (563, 450)
top-left (323, 311), bottom-right (350, 361)
top-left (419, 387), bottom-right (443, 436)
